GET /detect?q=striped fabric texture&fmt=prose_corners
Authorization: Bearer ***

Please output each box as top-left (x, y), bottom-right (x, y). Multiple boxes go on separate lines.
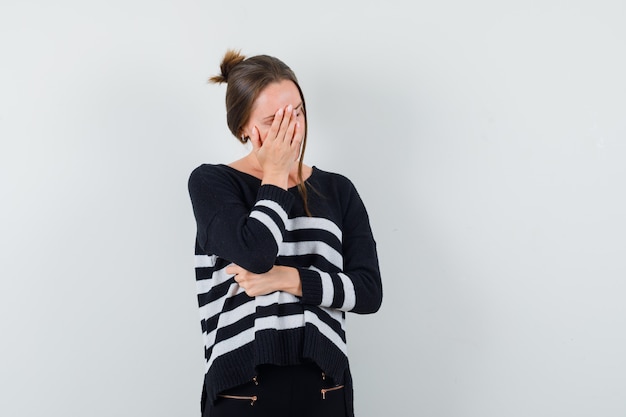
top-left (188, 164), bottom-right (382, 410)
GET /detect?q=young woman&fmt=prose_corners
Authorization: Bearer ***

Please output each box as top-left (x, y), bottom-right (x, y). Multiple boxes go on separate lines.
top-left (188, 49), bottom-right (383, 417)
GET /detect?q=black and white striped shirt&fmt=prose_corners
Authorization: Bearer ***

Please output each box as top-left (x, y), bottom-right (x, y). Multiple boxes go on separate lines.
top-left (188, 164), bottom-right (382, 409)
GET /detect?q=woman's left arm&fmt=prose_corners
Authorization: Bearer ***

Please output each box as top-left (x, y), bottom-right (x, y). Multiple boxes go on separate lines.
top-left (298, 181), bottom-right (383, 314)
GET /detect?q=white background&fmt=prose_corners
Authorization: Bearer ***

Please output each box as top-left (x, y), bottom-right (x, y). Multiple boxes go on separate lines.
top-left (1, 1), bottom-right (625, 416)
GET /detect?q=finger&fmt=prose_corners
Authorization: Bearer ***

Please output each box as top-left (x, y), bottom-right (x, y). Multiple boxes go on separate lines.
top-left (289, 122), bottom-right (302, 156)
top-left (265, 107), bottom-right (285, 142)
top-left (283, 109), bottom-right (298, 144)
top-left (225, 264), bottom-right (239, 275)
top-left (276, 104), bottom-right (294, 142)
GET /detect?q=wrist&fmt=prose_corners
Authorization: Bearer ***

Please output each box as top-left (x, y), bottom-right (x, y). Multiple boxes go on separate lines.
top-left (261, 172), bottom-right (289, 190)
top-left (276, 266), bottom-right (302, 296)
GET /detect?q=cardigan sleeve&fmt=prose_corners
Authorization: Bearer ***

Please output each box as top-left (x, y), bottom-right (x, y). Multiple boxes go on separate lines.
top-left (188, 165), bottom-right (295, 274)
top-left (298, 179), bottom-right (383, 314)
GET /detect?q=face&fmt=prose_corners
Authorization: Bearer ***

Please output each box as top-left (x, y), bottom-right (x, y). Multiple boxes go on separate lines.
top-left (242, 79), bottom-right (305, 142)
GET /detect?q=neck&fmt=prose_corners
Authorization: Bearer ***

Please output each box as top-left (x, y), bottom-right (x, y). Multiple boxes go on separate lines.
top-left (243, 154), bottom-right (303, 187)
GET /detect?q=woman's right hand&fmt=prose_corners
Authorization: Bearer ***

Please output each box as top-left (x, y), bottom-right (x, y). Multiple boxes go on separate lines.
top-left (250, 104), bottom-right (303, 189)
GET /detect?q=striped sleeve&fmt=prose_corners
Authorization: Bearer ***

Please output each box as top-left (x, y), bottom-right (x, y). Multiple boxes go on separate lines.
top-left (298, 181), bottom-right (382, 314)
top-left (188, 166), bottom-right (294, 274)
top-left (299, 265), bottom-right (378, 314)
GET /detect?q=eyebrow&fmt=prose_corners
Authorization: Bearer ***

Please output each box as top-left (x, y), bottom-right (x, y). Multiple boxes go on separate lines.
top-left (262, 102), bottom-right (303, 122)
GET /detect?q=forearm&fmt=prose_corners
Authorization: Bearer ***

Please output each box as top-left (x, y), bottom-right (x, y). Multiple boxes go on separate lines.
top-left (261, 172), bottom-right (289, 190)
top-left (227, 264), bottom-right (302, 297)
top-left (272, 265), bottom-right (302, 297)
top-left (298, 265), bottom-right (382, 314)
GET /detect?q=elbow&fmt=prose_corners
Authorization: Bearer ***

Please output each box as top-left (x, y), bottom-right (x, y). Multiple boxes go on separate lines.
top-left (359, 292), bottom-right (383, 314)
top-left (353, 281), bottom-right (383, 314)
top-left (235, 228), bottom-right (281, 273)
top-left (237, 246), bottom-right (277, 274)
top-left (243, 258), bottom-right (275, 274)
top-left (370, 291), bottom-right (383, 313)
top-left (207, 233), bottom-right (278, 274)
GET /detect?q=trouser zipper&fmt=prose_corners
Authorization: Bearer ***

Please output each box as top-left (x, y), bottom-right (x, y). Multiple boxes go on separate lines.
top-left (321, 385), bottom-right (344, 399)
top-left (218, 394), bottom-right (258, 405)
top-left (218, 375), bottom-right (258, 405)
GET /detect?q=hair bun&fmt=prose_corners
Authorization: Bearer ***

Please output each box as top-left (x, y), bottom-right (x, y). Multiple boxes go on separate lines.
top-left (208, 49), bottom-right (246, 84)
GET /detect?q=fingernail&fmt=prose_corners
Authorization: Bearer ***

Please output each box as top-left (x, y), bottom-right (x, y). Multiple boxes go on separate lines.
top-left (277, 108), bottom-right (283, 115)
top-left (287, 104), bottom-right (293, 112)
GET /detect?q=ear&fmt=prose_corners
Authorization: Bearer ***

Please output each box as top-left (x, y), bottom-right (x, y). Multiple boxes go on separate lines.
top-left (238, 129), bottom-right (248, 144)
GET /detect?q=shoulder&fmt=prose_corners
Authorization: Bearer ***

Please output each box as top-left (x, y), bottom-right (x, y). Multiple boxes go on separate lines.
top-left (311, 167), bottom-right (372, 229)
top-left (188, 163), bottom-right (263, 206)
top-left (309, 167), bottom-right (367, 214)
top-left (188, 164), bottom-right (241, 198)
top-left (188, 163), bottom-right (250, 188)
top-left (310, 167), bottom-right (365, 207)
top-left (310, 166), bottom-right (358, 192)
top-left (189, 163), bottom-right (228, 181)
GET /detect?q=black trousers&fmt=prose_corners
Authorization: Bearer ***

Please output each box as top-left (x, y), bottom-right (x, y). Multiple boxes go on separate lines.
top-left (207, 363), bottom-right (348, 417)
